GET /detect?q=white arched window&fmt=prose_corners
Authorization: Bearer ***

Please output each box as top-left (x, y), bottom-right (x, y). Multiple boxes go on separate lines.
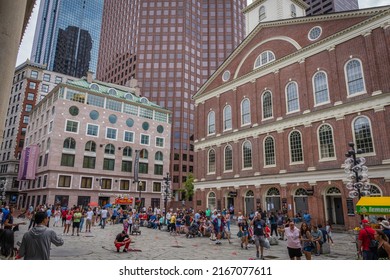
top-left (262, 91), bottom-right (273, 119)
top-left (264, 136), bottom-right (275, 166)
top-left (286, 82), bottom-right (300, 113)
top-left (207, 192), bottom-right (216, 210)
top-left (242, 141), bottom-right (252, 169)
top-left (207, 111), bottom-right (215, 135)
top-left (313, 71), bottom-right (330, 105)
top-left (223, 105), bottom-right (232, 131)
top-left (289, 130), bottom-right (303, 163)
top-left (291, 4), bottom-right (296, 17)
top-left (254, 51), bottom-right (275, 69)
top-left (155, 151), bottom-right (163, 161)
top-left (259, 6), bottom-right (266, 22)
top-left (224, 145), bottom-right (233, 171)
top-left (241, 98), bottom-right (251, 126)
top-left (63, 137), bottom-right (76, 149)
top-left (318, 124), bottom-right (335, 159)
top-left (353, 116), bottom-right (374, 154)
top-left (345, 59), bottom-right (366, 96)
top-left (208, 149), bottom-right (216, 173)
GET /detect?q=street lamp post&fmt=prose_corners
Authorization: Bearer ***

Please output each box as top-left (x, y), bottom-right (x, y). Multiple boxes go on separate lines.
top-left (0, 179), bottom-right (6, 206)
top-left (137, 181), bottom-right (143, 213)
top-left (162, 172), bottom-right (171, 228)
top-left (344, 142), bottom-right (370, 218)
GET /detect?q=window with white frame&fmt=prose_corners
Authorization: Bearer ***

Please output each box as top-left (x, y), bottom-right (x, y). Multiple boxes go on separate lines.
top-left (124, 131), bottom-right (134, 142)
top-left (223, 105), bottom-right (232, 130)
top-left (286, 82), bottom-right (300, 113)
top-left (254, 51), bottom-right (275, 69)
top-left (242, 141), bottom-right (252, 168)
top-left (58, 175), bottom-right (71, 188)
top-left (291, 4), bottom-right (296, 17)
top-left (65, 120), bottom-right (79, 133)
top-left (207, 192), bottom-right (216, 210)
top-left (264, 136), bottom-right (275, 166)
top-left (140, 134), bottom-right (150, 145)
top-left (345, 59), bottom-right (365, 95)
top-left (224, 145), bottom-right (233, 171)
top-left (353, 116), bottom-right (374, 154)
top-left (208, 149), bottom-right (216, 173)
top-left (155, 137), bottom-right (164, 147)
top-left (106, 127), bottom-right (117, 140)
top-left (207, 111), bottom-right (215, 135)
top-left (262, 91), bottom-right (273, 119)
top-left (86, 124), bottom-right (99, 137)
top-left (313, 71), bottom-right (330, 105)
top-left (289, 131), bottom-right (303, 163)
top-left (259, 6), bottom-right (266, 21)
top-left (241, 98), bottom-right (251, 125)
top-left (318, 124), bottom-right (335, 159)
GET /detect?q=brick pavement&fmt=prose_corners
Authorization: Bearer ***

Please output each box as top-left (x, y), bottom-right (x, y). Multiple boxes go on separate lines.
top-left (12, 217), bottom-right (358, 260)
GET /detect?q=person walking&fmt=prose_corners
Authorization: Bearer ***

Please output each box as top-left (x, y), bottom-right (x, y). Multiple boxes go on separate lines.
top-left (358, 219), bottom-right (377, 260)
top-left (18, 211), bottom-right (64, 260)
top-left (85, 208), bottom-right (93, 233)
top-left (101, 207), bottom-right (108, 229)
top-left (252, 212), bottom-right (266, 260)
top-left (284, 221), bottom-right (302, 260)
top-left (326, 221), bottom-right (334, 244)
top-left (300, 222), bottom-right (313, 260)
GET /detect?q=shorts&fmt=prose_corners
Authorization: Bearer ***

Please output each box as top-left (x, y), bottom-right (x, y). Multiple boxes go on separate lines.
top-left (73, 222), bottom-right (80, 228)
top-left (303, 246), bottom-right (313, 252)
top-left (86, 219), bottom-right (92, 225)
top-left (254, 235), bottom-right (266, 247)
top-left (65, 220), bottom-right (72, 225)
top-left (242, 230), bottom-right (249, 237)
top-left (288, 247), bottom-right (303, 258)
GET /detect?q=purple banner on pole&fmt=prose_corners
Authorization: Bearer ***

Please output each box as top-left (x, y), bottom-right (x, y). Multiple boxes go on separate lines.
top-left (17, 145), bottom-right (39, 181)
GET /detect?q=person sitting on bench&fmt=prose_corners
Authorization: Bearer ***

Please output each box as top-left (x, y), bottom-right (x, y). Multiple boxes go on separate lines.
top-left (114, 230), bottom-right (131, 252)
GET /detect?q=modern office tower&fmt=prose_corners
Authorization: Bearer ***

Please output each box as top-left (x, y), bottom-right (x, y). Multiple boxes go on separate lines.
top-left (0, 60), bottom-right (74, 206)
top-left (17, 74), bottom-right (171, 210)
top-left (304, 0), bottom-right (359, 15)
top-left (30, 0), bottom-right (104, 78)
top-left (97, 0), bottom-right (246, 203)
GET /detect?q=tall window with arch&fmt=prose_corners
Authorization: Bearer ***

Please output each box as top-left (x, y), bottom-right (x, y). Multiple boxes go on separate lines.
top-left (264, 136), bottom-right (275, 166)
top-left (63, 137), bottom-right (76, 149)
top-left (262, 91), bottom-right (273, 119)
top-left (84, 140), bottom-right (96, 152)
top-left (286, 82), bottom-right (300, 113)
top-left (353, 116), bottom-right (374, 153)
top-left (345, 59), bottom-right (365, 95)
top-left (313, 71), bottom-right (330, 105)
top-left (105, 144), bottom-right (115, 155)
top-left (139, 149), bottom-right (149, 159)
top-left (155, 151), bottom-right (163, 161)
top-left (291, 4), bottom-right (296, 17)
top-left (208, 149), bottom-right (216, 173)
top-left (123, 146), bottom-right (132, 157)
top-left (254, 51), bottom-right (275, 69)
top-left (318, 124), bottom-right (335, 159)
top-left (224, 145), bottom-right (233, 171)
top-left (259, 5), bottom-right (266, 21)
top-left (207, 111), bottom-right (215, 135)
top-left (242, 141), bottom-right (252, 169)
top-left (207, 192), bottom-right (216, 210)
top-left (241, 98), bottom-right (251, 126)
top-left (223, 105), bottom-right (232, 130)
top-left (289, 130), bottom-right (303, 163)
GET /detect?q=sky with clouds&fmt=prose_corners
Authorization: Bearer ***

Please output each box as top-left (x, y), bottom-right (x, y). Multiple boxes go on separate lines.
top-left (16, 0), bottom-right (390, 66)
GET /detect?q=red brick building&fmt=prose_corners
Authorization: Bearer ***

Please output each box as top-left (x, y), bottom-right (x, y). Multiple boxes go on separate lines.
top-left (193, 6), bottom-right (390, 230)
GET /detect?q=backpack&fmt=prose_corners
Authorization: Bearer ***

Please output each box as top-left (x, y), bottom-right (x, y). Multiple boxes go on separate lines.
top-left (365, 229), bottom-right (378, 252)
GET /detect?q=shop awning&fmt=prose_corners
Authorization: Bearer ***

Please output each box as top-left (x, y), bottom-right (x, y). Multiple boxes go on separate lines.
top-left (356, 197), bottom-right (390, 215)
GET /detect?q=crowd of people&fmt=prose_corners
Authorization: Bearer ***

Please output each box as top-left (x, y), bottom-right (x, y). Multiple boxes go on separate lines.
top-left (1, 203), bottom-right (390, 260)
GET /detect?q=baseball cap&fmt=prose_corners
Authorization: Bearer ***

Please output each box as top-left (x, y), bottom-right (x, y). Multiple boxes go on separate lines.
top-left (361, 219), bottom-right (369, 224)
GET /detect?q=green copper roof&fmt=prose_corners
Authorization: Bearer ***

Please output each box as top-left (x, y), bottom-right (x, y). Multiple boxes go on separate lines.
top-left (67, 78), bottom-right (162, 109)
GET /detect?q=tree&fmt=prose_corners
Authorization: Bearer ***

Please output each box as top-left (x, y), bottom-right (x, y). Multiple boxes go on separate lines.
top-left (181, 173), bottom-right (194, 201)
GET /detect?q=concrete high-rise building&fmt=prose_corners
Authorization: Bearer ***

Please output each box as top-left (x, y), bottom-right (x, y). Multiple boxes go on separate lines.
top-left (304, 0), bottom-right (359, 15)
top-left (31, 0), bottom-right (104, 78)
top-left (97, 0), bottom-right (247, 203)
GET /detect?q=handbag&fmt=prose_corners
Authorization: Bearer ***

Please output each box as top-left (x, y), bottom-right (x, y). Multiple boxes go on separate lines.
top-left (237, 231), bottom-right (243, 238)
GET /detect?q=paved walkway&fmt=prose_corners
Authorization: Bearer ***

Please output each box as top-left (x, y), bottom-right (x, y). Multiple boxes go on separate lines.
top-left (13, 217), bottom-right (359, 260)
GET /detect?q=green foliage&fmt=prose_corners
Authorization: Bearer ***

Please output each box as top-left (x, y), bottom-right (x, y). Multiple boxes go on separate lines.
top-left (180, 173), bottom-right (194, 201)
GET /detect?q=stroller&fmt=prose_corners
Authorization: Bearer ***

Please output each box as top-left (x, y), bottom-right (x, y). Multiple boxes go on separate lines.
top-left (186, 222), bottom-right (201, 238)
top-left (131, 220), bottom-right (141, 235)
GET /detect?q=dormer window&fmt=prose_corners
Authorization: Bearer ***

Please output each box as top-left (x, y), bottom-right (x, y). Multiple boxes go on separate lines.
top-left (254, 51), bottom-right (275, 69)
top-left (124, 93), bottom-right (134, 100)
top-left (140, 97), bottom-right (149, 104)
top-left (108, 88), bottom-right (118, 96)
top-left (259, 6), bottom-right (266, 22)
top-left (89, 83), bottom-right (100, 91)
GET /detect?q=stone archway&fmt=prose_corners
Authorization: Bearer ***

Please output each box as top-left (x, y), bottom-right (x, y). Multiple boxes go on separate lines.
top-left (325, 187), bottom-right (344, 225)
top-left (265, 187), bottom-right (281, 212)
top-left (293, 188), bottom-right (308, 216)
top-left (244, 190), bottom-right (255, 216)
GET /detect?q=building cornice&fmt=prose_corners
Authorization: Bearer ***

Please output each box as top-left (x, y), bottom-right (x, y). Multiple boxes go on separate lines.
top-left (194, 164), bottom-right (390, 190)
top-left (193, 7), bottom-right (390, 102)
top-left (194, 93), bottom-right (390, 150)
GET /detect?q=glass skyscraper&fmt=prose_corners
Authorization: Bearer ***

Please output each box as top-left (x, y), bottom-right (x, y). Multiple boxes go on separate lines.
top-left (31, 0), bottom-right (104, 78)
